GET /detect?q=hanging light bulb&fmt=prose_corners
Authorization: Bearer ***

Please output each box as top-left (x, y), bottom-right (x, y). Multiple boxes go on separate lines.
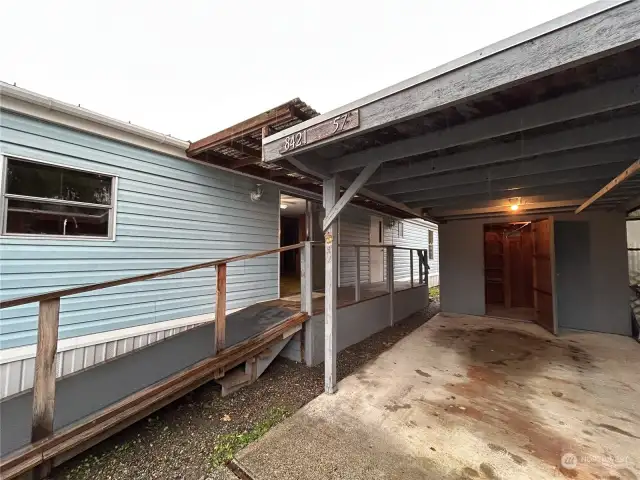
top-left (508, 197), bottom-right (521, 212)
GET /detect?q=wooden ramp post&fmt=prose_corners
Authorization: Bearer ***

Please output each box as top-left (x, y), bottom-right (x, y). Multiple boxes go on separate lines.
top-left (32, 298), bottom-right (61, 478)
top-left (214, 263), bottom-right (227, 378)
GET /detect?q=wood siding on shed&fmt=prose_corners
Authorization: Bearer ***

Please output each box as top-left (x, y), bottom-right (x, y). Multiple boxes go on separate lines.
top-left (0, 111), bottom-right (280, 349)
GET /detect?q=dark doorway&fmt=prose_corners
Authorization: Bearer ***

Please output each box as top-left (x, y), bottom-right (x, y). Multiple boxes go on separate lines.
top-left (279, 194), bottom-right (307, 298)
top-left (484, 222), bottom-right (535, 321)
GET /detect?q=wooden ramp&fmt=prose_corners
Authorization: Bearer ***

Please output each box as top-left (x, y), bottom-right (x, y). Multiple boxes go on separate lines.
top-left (0, 311), bottom-right (308, 480)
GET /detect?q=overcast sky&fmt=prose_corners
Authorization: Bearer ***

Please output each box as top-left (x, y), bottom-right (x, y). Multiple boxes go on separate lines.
top-left (1, 0), bottom-right (592, 142)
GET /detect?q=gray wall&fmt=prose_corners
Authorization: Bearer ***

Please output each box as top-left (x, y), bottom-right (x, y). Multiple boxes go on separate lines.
top-left (439, 210), bottom-right (630, 335)
top-left (0, 322), bottom-right (217, 456)
top-left (304, 285), bottom-right (430, 366)
top-left (555, 221), bottom-right (591, 331)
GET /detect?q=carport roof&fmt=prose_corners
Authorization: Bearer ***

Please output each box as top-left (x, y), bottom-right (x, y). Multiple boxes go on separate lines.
top-left (262, 0), bottom-right (640, 221)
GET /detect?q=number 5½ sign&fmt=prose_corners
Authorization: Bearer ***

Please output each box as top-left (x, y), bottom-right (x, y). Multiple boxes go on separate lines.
top-left (279, 109), bottom-right (359, 154)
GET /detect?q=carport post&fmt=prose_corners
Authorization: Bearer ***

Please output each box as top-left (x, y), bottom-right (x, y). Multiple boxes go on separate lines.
top-left (323, 176), bottom-right (339, 394)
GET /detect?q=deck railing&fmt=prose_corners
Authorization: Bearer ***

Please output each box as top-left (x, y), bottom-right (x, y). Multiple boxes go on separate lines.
top-left (0, 240), bottom-right (429, 477)
top-left (332, 244), bottom-right (430, 300)
top-left (0, 241), bottom-right (307, 476)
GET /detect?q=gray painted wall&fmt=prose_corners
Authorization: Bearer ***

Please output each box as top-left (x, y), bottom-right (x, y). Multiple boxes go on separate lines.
top-left (304, 286), bottom-right (430, 366)
top-left (555, 221), bottom-right (591, 330)
top-left (0, 321), bottom-right (217, 456)
top-left (439, 210), bottom-right (630, 335)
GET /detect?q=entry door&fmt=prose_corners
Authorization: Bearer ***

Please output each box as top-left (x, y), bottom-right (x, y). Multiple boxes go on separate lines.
top-left (532, 218), bottom-right (558, 334)
top-left (369, 216), bottom-right (384, 283)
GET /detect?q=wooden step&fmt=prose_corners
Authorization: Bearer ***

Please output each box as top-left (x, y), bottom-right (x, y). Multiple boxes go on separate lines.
top-left (217, 366), bottom-right (253, 396)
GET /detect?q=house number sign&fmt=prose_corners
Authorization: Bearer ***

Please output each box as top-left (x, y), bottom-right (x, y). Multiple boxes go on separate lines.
top-left (279, 109), bottom-right (359, 154)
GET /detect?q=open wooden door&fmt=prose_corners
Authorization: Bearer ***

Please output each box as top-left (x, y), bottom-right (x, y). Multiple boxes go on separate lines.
top-left (532, 218), bottom-right (558, 334)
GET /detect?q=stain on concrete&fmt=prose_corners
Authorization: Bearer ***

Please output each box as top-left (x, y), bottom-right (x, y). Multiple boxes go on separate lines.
top-left (487, 443), bottom-right (527, 466)
top-left (610, 415), bottom-right (634, 424)
top-left (384, 403), bottom-right (412, 412)
top-left (432, 327), bottom-right (595, 374)
top-left (488, 443), bottom-right (507, 454)
top-left (415, 369), bottom-right (431, 378)
top-left (429, 326), bottom-right (594, 470)
top-left (461, 467), bottom-right (480, 477)
top-left (588, 422), bottom-right (640, 439)
top-left (615, 468), bottom-right (638, 480)
top-left (479, 463), bottom-right (499, 479)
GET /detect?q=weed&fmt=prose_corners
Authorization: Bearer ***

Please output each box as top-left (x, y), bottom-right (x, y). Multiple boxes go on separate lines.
top-left (210, 406), bottom-right (290, 467)
top-left (429, 285), bottom-right (440, 299)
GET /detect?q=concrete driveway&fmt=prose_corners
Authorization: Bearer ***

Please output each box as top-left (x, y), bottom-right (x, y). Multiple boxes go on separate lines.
top-left (234, 313), bottom-right (640, 479)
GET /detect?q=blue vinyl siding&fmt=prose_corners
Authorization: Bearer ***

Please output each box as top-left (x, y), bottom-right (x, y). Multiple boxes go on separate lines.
top-left (0, 110), bottom-right (280, 349)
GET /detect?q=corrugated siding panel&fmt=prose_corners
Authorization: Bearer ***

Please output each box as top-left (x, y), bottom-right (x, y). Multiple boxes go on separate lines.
top-left (339, 209), bottom-right (371, 286)
top-left (0, 111), bottom-right (279, 349)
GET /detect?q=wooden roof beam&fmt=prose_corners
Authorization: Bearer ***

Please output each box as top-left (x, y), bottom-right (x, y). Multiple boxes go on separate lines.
top-left (575, 158), bottom-right (640, 213)
top-left (188, 102), bottom-right (296, 156)
top-left (227, 140), bottom-right (262, 159)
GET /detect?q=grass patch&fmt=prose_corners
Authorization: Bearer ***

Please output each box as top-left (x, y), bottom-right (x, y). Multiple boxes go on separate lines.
top-left (210, 406), bottom-right (290, 467)
top-left (429, 285), bottom-right (440, 299)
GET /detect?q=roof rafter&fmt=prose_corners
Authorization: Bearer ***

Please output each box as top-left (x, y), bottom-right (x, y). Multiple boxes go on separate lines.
top-left (327, 75), bottom-right (640, 174)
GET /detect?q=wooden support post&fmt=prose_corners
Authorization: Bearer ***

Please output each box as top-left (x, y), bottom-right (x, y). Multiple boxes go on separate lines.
top-left (410, 249), bottom-right (414, 288)
top-left (355, 246), bottom-right (361, 302)
top-left (31, 298), bottom-right (60, 478)
top-left (215, 264), bottom-right (227, 353)
top-left (301, 242), bottom-right (313, 315)
top-left (324, 176), bottom-right (339, 394)
top-left (387, 247), bottom-right (395, 325)
top-left (261, 126), bottom-right (270, 162)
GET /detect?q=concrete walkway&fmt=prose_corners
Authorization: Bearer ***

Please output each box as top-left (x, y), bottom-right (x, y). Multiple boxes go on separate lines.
top-left (235, 313), bottom-right (640, 479)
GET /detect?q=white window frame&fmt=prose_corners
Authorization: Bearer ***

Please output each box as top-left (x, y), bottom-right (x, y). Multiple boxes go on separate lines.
top-left (0, 154), bottom-right (118, 241)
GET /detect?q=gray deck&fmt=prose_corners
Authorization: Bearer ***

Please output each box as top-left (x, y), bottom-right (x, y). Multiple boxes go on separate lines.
top-left (223, 302), bottom-right (298, 348)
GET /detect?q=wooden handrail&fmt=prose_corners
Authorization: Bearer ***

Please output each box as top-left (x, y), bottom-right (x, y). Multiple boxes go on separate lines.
top-left (1, 241), bottom-right (307, 477)
top-left (0, 242), bottom-right (305, 309)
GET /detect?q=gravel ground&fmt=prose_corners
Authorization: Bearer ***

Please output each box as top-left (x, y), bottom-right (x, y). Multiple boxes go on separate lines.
top-left (53, 301), bottom-right (440, 480)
